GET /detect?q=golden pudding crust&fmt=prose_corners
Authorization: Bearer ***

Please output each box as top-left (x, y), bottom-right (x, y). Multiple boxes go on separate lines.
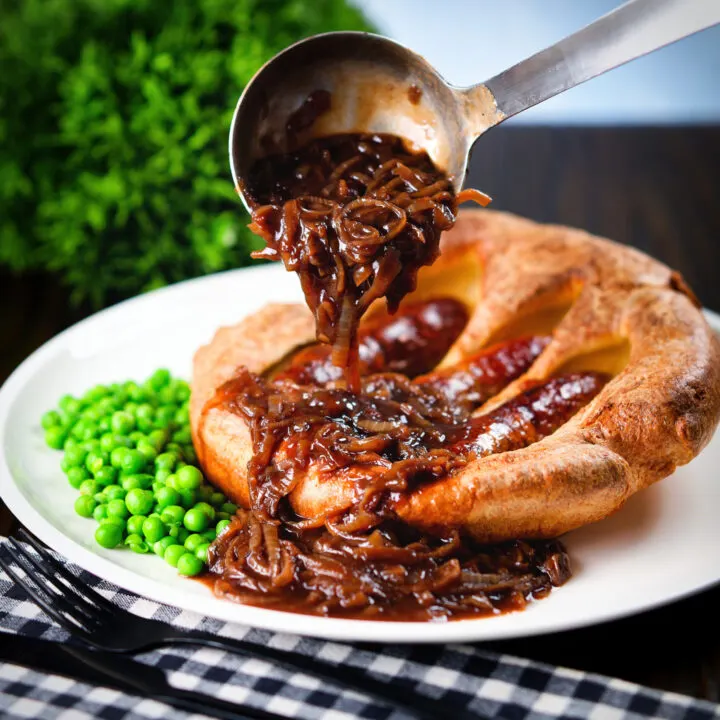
top-left (190, 210), bottom-right (720, 541)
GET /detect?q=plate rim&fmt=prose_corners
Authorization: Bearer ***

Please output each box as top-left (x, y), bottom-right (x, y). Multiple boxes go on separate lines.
top-left (1, 265), bottom-right (719, 643)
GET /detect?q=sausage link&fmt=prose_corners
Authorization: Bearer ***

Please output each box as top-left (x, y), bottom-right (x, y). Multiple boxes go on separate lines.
top-left (415, 336), bottom-right (550, 409)
top-left (274, 297), bottom-right (469, 384)
top-left (453, 372), bottom-right (609, 456)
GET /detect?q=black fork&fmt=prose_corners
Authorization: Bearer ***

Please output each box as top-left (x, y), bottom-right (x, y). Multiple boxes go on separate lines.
top-left (0, 530), bottom-right (486, 720)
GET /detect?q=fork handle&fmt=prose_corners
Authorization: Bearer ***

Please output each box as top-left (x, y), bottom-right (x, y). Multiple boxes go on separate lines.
top-left (482, 0), bottom-right (720, 121)
top-left (170, 629), bottom-right (485, 720)
top-left (158, 689), bottom-right (276, 720)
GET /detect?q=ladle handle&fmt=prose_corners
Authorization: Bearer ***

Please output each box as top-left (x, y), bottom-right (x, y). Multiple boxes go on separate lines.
top-left (482, 0), bottom-right (720, 121)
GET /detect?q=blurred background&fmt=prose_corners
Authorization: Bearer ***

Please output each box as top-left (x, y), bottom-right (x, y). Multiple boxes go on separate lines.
top-left (357, 0), bottom-right (720, 125)
top-left (1, 0), bottom-right (719, 369)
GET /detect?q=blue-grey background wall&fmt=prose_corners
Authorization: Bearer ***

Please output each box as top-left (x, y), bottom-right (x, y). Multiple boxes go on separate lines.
top-left (352, 0), bottom-right (720, 124)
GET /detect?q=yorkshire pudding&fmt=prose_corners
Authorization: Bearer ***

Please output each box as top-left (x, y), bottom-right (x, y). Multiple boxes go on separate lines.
top-left (191, 209), bottom-right (720, 542)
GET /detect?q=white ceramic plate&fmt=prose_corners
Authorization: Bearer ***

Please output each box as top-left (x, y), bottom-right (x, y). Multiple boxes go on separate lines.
top-left (1, 263), bottom-right (719, 644)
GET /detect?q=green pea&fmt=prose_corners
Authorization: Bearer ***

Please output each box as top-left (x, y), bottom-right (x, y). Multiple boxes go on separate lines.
top-left (215, 512), bottom-right (229, 521)
top-left (135, 403), bottom-right (154, 421)
top-left (171, 428), bottom-right (192, 445)
top-left (102, 515), bottom-right (126, 528)
top-left (182, 446), bottom-right (197, 464)
top-left (119, 449), bottom-right (146, 475)
top-left (196, 486), bottom-right (213, 502)
top-left (45, 426), bottom-right (67, 449)
top-left (104, 484), bottom-right (126, 501)
top-left (111, 411), bottom-right (135, 435)
top-left (165, 442), bottom-right (184, 456)
top-left (127, 515), bottom-right (146, 536)
top-left (177, 489), bottom-right (196, 509)
top-left (63, 437), bottom-right (79, 451)
top-left (194, 542), bottom-right (211, 563)
top-left (201, 529), bottom-right (217, 542)
top-left (73, 420), bottom-right (98, 441)
top-left (122, 473), bottom-right (153, 491)
top-left (138, 418), bottom-right (156, 434)
top-left (99, 433), bottom-right (116, 453)
top-left (155, 452), bottom-right (177, 471)
top-left (128, 539), bottom-right (149, 554)
top-left (170, 525), bottom-right (189, 544)
top-left (216, 519), bottom-right (231, 535)
top-left (110, 446), bottom-right (131, 468)
top-left (85, 450), bottom-right (109, 474)
top-left (99, 433), bottom-right (133, 453)
top-left (84, 384), bottom-right (109, 403)
top-left (59, 395), bottom-right (82, 416)
top-left (107, 498), bottom-right (129, 520)
top-left (175, 384), bottom-right (191, 403)
top-left (155, 468), bottom-right (171, 484)
top-left (154, 407), bottom-right (175, 429)
top-left (148, 368), bottom-right (171, 391)
top-left (209, 492), bottom-right (225, 508)
top-left (160, 505), bottom-right (185, 525)
top-left (152, 480), bottom-right (165, 494)
top-left (174, 406), bottom-right (190, 425)
top-left (147, 430), bottom-right (168, 452)
top-left (83, 406), bottom-right (104, 423)
top-left (153, 536), bottom-right (175, 557)
top-left (164, 474), bottom-right (179, 491)
top-left (142, 516), bottom-right (166, 544)
top-left (94, 466), bottom-right (118, 487)
top-left (81, 439), bottom-right (101, 454)
top-left (97, 398), bottom-right (117, 415)
top-left (93, 503), bottom-right (108, 522)
top-left (124, 532), bottom-right (143, 546)
top-left (41, 410), bottom-right (62, 429)
top-left (136, 440), bottom-right (157, 461)
top-left (155, 486), bottom-right (180, 510)
top-left (125, 489), bottom-right (154, 516)
top-left (74, 495), bottom-right (96, 518)
top-left (194, 502), bottom-right (215, 521)
top-left (62, 446), bottom-right (87, 469)
top-left (128, 384), bottom-right (149, 403)
top-left (66, 467), bottom-right (89, 489)
top-left (183, 507), bottom-right (209, 532)
top-left (123, 533), bottom-right (149, 553)
top-left (95, 522), bottom-right (123, 549)
top-left (79, 479), bottom-right (100, 496)
top-left (183, 533), bottom-right (205, 553)
top-left (221, 502), bottom-right (238, 516)
top-left (177, 553), bottom-right (204, 577)
top-left (156, 386), bottom-right (174, 405)
top-left (176, 465), bottom-right (203, 490)
top-left (163, 544), bottom-right (186, 567)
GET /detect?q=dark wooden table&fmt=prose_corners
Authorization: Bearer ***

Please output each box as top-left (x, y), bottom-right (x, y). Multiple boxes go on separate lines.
top-left (2, 126), bottom-right (719, 702)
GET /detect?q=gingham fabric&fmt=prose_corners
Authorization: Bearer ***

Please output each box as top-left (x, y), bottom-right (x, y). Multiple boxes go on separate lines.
top-left (0, 539), bottom-right (718, 720)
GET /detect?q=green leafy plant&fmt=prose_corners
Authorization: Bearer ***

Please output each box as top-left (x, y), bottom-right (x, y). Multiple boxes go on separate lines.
top-left (0, 0), bottom-right (373, 306)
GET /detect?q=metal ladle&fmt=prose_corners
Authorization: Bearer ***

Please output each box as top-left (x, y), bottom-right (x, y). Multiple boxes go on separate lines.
top-left (229, 0), bottom-right (720, 208)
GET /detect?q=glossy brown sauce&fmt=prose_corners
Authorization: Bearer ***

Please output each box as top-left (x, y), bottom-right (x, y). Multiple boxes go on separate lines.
top-left (204, 304), bottom-right (608, 618)
top-left (204, 115), bottom-right (602, 620)
top-left (244, 129), bottom-right (488, 391)
top-left (408, 84), bottom-right (423, 105)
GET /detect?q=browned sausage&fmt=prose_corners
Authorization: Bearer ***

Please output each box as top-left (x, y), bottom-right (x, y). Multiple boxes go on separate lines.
top-left (274, 297), bottom-right (469, 384)
top-left (453, 372), bottom-right (609, 456)
top-left (415, 336), bottom-right (550, 409)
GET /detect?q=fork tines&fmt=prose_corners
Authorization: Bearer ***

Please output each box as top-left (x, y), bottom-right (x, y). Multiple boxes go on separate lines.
top-left (0, 529), bottom-right (115, 638)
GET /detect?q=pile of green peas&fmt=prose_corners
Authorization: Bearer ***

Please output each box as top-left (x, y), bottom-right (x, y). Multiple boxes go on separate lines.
top-left (41, 369), bottom-right (236, 577)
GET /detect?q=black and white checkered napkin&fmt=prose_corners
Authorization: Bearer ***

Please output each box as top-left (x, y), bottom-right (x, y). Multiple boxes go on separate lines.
top-left (1, 538), bottom-right (718, 720)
